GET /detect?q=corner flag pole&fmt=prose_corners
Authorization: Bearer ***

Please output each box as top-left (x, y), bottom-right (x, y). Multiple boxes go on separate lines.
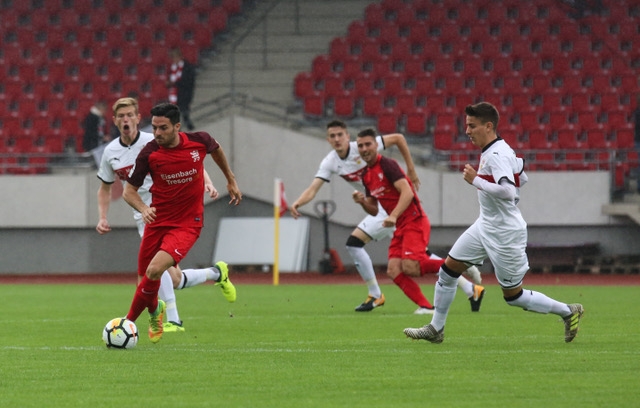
top-left (273, 178), bottom-right (281, 286)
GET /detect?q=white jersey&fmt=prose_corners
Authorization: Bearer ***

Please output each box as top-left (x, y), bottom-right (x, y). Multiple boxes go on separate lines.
top-left (449, 137), bottom-right (529, 288)
top-left (476, 138), bottom-right (527, 234)
top-left (97, 131), bottom-right (154, 223)
top-left (314, 136), bottom-right (393, 241)
top-left (315, 136), bottom-right (385, 191)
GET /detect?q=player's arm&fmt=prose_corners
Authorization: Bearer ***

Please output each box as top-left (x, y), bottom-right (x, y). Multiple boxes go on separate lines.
top-left (463, 164), bottom-right (517, 200)
top-left (210, 146), bottom-right (242, 205)
top-left (96, 182), bottom-right (113, 234)
top-left (290, 178), bottom-right (325, 219)
top-left (382, 133), bottom-right (420, 191)
top-left (123, 183), bottom-right (155, 224)
top-left (352, 190), bottom-right (378, 216)
top-left (384, 178), bottom-right (414, 228)
top-left (203, 169), bottom-right (219, 200)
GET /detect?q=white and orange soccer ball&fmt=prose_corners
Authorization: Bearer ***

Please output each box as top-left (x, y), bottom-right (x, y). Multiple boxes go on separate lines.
top-left (102, 318), bottom-right (138, 349)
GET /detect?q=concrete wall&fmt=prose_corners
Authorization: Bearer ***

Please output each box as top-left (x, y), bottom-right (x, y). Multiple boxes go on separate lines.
top-left (0, 116), bottom-right (637, 274)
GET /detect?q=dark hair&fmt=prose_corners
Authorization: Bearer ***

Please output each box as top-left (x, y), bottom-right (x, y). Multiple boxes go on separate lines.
top-left (326, 119), bottom-right (347, 129)
top-left (465, 102), bottom-right (499, 131)
top-left (357, 128), bottom-right (376, 138)
top-left (150, 103), bottom-right (181, 125)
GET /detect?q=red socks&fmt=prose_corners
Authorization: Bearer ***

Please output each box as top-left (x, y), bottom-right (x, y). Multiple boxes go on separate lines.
top-left (126, 275), bottom-right (161, 322)
top-left (393, 273), bottom-right (433, 308)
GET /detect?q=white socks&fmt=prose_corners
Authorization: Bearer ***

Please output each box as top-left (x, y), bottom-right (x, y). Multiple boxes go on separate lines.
top-left (159, 271), bottom-right (180, 323)
top-left (177, 267), bottom-right (220, 289)
top-left (506, 289), bottom-right (571, 316)
top-left (347, 245), bottom-right (382, 298)
top-left (456, 276), bottom-right (474, 298)
top-left (430, 269), bottom-right (458, 331)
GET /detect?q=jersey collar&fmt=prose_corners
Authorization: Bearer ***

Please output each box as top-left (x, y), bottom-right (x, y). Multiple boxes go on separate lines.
top-left (119, 131), bottom-right (141, 148)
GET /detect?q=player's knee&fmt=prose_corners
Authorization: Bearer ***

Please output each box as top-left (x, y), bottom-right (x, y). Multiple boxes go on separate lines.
top-left (504, 289), bottom-right (524, 306)
top-left (437, 264), bottom-right (459, 286)
top-left (345, 235), bottom-right (365, 248)
top-left (401, 259), bottom-right (421, 276)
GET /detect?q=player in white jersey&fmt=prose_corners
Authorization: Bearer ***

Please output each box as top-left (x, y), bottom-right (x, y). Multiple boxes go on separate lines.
top-left (404, 102), bottom-right (584, 344)
top-left (290, 120), bottom-right (482, 313)
top-left (96, 97), bottom-right (230, 332)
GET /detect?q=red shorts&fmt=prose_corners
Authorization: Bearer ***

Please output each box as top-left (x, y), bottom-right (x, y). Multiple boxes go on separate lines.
top-left (137, 226), bottom-right (201, 277)
top-left (388, 216), bottom-right (430, 261)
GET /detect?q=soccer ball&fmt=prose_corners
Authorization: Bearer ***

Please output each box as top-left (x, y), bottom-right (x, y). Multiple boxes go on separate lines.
top-left (102, 318), bottom-right (138, 349)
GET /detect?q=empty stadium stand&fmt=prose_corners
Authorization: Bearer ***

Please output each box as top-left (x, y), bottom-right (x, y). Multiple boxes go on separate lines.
top-left (293, 0), bottom-right (639, 188)
top-left (0, 0), bottom-right (244, 173)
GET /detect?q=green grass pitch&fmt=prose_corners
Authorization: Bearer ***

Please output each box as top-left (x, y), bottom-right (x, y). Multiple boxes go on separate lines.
top-left (0, 282), bottom-right (637, 407)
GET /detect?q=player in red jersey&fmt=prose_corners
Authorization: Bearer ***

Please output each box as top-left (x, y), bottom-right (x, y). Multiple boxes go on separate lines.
top-left (353, 128), bottom-right (484, 313)
top-left (122, 103), bottom-right (242, 343)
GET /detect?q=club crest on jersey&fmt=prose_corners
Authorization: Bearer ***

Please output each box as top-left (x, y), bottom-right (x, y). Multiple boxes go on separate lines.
top-left (378, 173), bottom-right (383, 180)
top-left (190, 150), bottom-right (200, 162)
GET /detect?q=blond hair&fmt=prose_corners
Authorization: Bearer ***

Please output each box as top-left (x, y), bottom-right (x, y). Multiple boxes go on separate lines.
top-left (112, 97), bottom-right (139, 115)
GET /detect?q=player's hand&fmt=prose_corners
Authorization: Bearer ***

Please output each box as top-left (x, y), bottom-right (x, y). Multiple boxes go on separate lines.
top-left (463, 164), bottom-right (477, 184)
top-left (205, 182), bottom-right (219, 200)
top-left (141, 207), bottom-right (156, 224)
top-left (352, 190), bottom-right (365, 204)
top-left (290, 203), bottom-right (302, 219)
top-left (382, 216), bottom-right (397, 228)
top-left (96, 219), bottom-right (111, 235)
top-left (227, 182), bottom-right (242, 206)
top-left (407, 170), bottom-right (421, 191)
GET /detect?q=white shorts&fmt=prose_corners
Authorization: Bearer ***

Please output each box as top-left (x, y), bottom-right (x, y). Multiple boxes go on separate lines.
top-left (449, 219), bottom-right (529, 289)
top-left (135, 216), bottom-right (145, 238)
top-left (357, 202), bottom-right (395, 241)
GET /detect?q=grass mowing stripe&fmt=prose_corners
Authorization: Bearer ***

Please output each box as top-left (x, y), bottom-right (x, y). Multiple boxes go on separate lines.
top-left (0, 283), bottom-right (637, 407)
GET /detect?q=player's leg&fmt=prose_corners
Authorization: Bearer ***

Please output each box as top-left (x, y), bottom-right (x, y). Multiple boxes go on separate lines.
top-left (175, 263), bottom-right (236, 302)
top-left (396, 221), bottom-right (436, 313)
top-left (404, 223), bottom-right (485, 342)
top-left (425, 250), bottom-right (485, 311)
top-left (429, 249), bottom-right (483, 284)
top-left (160, 267), bottom-right (183, 332)
top-left (145, 227), bottom-right (200, 342)
top-left (490, 230), bottom-right (584, 342)
top-left (126, 228), bottom-right (166, 323)
top-left (387, 257), bottom-right (433, 310)
top-left (503, 285), bottom-right (584, 342)
top-left (348, 227), bottom-right (384, 311)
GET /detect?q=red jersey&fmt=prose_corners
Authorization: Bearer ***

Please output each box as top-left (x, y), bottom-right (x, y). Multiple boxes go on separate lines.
top-left (362, 154), bottom-right (424, 227)
top-left (128, 131), bottom-right (219, 227)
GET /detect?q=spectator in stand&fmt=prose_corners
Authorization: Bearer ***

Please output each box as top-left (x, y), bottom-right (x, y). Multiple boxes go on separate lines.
top-left (82, 101), bottom-right (109, 152)
top-left (167, 48), bottom-right (196, 130)
top-left (633, 94), bottom-right (640, 192)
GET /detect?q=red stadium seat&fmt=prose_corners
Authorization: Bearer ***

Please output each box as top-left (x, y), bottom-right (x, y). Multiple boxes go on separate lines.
top-left (322, 73), bottom-right (345, 98)
top-left (332, 91), bottom-right (355, 118)
top-left (406, 108), bottom-right (428, 135)
top-left (362, 90), bottom-right (385, 117)
top-left (432, 129), bottom-right (453, 150)
top-left (303, 92), bottom-right (324, 118)
top-left (311, 55), bottom-right (333, 80)
top-left (533, 152), bottom-right (560, 171)
top-left (614, 128), bottom-right (634, 148)
top-left (528, 128), bottom-right (556, 150)
top-left (329, 37), bottom-right (351, 62)
top-left (294, 72), bottom-right (315, 99)
top-left (557, 126), bottom-right (584, 149)
top-left (563, 151), bottom-right (592, 171)
top-left (352, 74), bottom-right (374, 98)
top-left (376, 109), bottom-right (399, 134)
top-left (586, 129), bottom-right (610, 149)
